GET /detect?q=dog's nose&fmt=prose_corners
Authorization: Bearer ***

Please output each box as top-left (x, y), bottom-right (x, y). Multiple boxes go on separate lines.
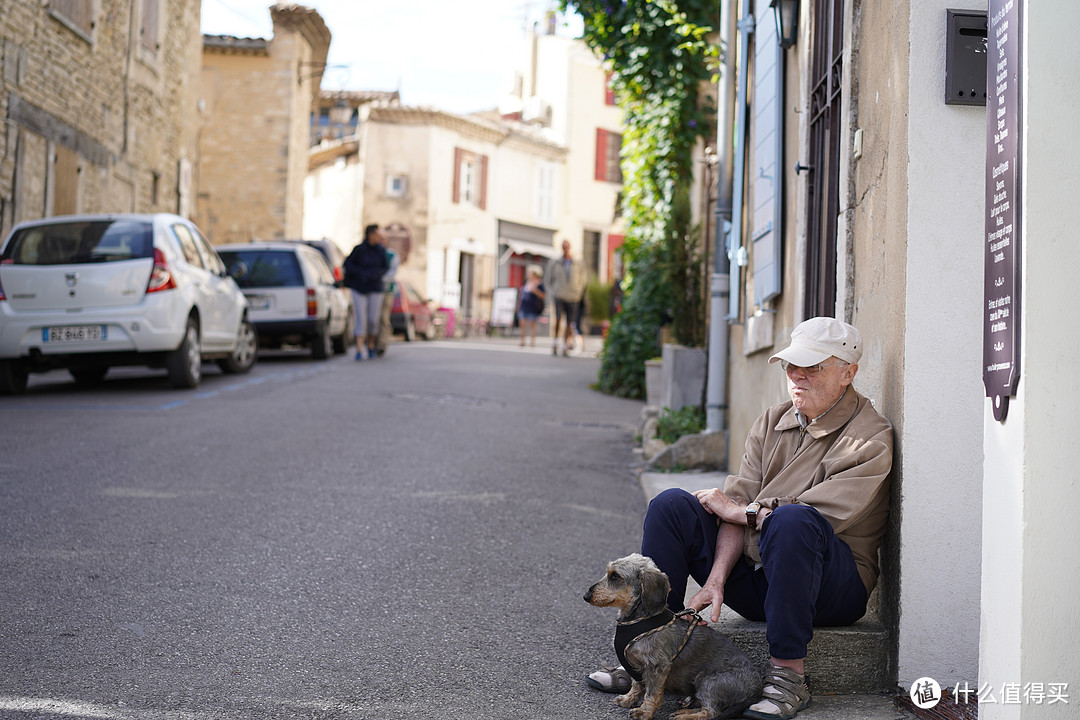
top-left (583, 590), bottom-right (592, 603)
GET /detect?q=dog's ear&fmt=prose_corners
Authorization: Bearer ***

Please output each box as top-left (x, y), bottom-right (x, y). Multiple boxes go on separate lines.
top-left (639, 565), bottom-right (671, 614)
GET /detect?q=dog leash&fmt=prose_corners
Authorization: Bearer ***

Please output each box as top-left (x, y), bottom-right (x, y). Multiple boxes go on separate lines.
top-left (618, 608), bottom-right (704, 679)
top-left (669, 608), bottom-right (703, 662)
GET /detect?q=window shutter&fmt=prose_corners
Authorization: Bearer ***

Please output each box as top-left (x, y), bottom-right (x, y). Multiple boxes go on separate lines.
top-left (50, 0), bottom-right (94, 36)
top-left (595, 129), bottom-right (607, 182)
top-left (453, 147), bottom-right (463, 204)
top-left (751, 0), bottom-right (783, 307)
top-left (478, 155), bottom-right (488, 210)
top-left (141, 0), bottom-right (159, 53)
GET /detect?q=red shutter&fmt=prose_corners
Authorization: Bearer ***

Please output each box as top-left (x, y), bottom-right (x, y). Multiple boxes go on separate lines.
top-left (604, 73), bottom-right (616, 106)
top-left (452, 147), bottom-right (462, 204)
top-left (595, 129), bottom-right (607, 182)
top-left (478, 155), bottom-right (488, 210)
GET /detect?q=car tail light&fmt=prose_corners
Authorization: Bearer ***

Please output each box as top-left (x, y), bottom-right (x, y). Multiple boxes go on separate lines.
top-left (306, 288), bottom-right (317, 316)
top-left (147, 248), bottom-right (177, 293)
top-left (332, 266), bottom-right (344, 282)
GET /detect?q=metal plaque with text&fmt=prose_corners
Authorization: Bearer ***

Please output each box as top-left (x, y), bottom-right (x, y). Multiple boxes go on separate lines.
top-left (983, 0), bottom-right (1022, 422)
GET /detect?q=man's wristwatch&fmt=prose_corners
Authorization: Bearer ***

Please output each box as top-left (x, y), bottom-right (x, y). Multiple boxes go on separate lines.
top-left (745, 501), bottom-right (762, 529)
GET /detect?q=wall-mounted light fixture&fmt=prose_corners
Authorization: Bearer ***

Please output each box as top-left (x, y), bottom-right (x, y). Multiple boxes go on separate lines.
top-left (329, 98), bottom-right (352, 126)
top-left (771, 0), bottom-right (800, 49)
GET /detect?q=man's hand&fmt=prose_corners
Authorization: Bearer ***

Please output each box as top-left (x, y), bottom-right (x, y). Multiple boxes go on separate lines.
top-left (692, 488), bottom-right (743, 525)
top-left (687, 581), bottom-right (725, 624)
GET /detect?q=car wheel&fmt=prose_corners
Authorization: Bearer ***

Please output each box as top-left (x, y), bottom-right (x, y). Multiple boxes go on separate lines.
top-left (218, 318), bottom-right (258, 374)
top-left (333, 308), bottom-right (354, 354)
top-left (70, 366), bottom-right (109, 385)
top-left (0, 359), bottom-right (29, 395)
top-left (404, 315), bottom-right (416, 342)
top-left (311, 317), bottom-right (333, 360)
top-left (167, 317), bottom-right (202, 388)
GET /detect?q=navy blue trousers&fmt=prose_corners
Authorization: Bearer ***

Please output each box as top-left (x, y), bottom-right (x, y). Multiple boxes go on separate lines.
top-left (640, 488), bottom-right (868, 659)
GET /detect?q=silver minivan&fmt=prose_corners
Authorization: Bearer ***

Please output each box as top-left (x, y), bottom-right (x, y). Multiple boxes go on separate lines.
top-left (216, 242), bottom-right (354, 359)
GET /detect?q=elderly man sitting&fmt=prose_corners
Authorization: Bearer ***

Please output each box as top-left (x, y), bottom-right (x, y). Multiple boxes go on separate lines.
top-left (589, 317), bottom-right (894, 720)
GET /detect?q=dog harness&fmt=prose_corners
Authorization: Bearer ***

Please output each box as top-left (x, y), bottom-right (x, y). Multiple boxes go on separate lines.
top-left (613, 608), bottom-right (700, 681)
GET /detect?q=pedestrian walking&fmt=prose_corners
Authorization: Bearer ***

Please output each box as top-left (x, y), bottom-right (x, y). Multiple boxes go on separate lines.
top-left (517, 265), bottom-right (546, 347)
top-left (544, 239), bottom-right (587, 356)
top-left (375, 245), bottom-right (400, 356)
top-left (343, 224), bottom-right (389, 361)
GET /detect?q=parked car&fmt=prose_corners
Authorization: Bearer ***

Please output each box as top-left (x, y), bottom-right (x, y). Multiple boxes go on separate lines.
top-left (0, 213), bottom-right (257, 394)
top-left (390, 280), bottom-right (437, 341)
top-left (294, 238), bottom-right (347, 283)
top-left (217, 242), bottom-right (353, 359)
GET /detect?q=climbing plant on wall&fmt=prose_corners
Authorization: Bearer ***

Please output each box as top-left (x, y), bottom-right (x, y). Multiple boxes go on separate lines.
top-left (561, 0), bottom-right (719, 398)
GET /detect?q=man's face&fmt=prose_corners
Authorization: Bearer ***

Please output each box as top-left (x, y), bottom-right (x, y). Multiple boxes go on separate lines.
top-left (784, 357), bottom-right (857, 418)
top-left (562, 241), bottom-right (571, 258)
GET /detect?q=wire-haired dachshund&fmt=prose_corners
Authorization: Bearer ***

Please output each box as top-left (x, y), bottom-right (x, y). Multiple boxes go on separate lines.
top-left (585, 553), bottom-right (761, 720)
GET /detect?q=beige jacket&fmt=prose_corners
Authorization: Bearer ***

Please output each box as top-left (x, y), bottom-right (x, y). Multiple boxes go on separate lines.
top-left (724, 387), bottom-right (894, 594)
top-left (545, 256), bottom-right (588, 302)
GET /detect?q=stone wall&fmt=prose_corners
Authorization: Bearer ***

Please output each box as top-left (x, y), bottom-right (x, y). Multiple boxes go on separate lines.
top-left (0, 0), bottom-right (201, 238)
top-left (197, 6), bottom-right (329, 245)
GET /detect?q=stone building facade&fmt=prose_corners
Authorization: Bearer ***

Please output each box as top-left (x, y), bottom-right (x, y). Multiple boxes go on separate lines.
top-left (198, 5), bottom-right (330, 245)
top-left (0, 0), bottom-right (202, 239)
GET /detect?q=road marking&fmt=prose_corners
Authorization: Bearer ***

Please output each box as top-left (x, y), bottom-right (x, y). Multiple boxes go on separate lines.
top-left (3, 363), bottom-right (338, 412)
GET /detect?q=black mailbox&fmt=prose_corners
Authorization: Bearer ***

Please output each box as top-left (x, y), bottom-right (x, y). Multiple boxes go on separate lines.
top-left (945, 10), bottom-right (988, 106)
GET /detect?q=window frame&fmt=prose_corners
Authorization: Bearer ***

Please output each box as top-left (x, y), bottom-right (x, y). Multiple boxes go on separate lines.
top-left (452, 148), bottom-right (488, 210)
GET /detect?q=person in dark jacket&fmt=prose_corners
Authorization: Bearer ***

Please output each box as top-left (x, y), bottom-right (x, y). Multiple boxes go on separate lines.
top-left (343, 224), bottom-right (390, 360)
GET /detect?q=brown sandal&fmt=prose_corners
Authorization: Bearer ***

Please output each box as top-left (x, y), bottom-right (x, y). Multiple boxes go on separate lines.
top-left (743, 666), bottom-right (811, 719)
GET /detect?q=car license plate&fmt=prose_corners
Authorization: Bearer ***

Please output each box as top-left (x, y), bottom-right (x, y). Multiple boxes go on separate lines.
top-left (43, 325), bottom-right (107, 343)
top-left (246, 295), bottom-right (271, 310)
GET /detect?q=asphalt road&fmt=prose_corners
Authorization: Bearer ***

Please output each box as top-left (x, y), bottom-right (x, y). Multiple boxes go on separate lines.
top-left (0, 339), bottom-right (649, 720)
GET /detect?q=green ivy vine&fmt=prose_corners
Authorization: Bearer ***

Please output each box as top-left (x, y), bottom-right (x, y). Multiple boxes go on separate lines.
top-left (560, 0), bottom-right (720, 398)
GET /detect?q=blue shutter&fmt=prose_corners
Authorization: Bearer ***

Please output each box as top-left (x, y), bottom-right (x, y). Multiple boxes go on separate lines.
top-left (752, 0), bottom-right (784, 307)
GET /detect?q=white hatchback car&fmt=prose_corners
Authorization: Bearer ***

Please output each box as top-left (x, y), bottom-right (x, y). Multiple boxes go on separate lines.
top-left (216, 242), bottom-right (354, 359)
top-left (0, 213), bottom-right (257, 394)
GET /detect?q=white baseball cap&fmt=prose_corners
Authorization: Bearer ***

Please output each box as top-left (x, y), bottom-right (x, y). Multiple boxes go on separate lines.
top-left (769, 317), bottom-right (862, 367)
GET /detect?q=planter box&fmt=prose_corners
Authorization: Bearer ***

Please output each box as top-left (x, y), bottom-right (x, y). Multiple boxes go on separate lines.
top-left (645, 359), bottom-right (662, 407)
top-left (660, 343), bottom-right (706, 411)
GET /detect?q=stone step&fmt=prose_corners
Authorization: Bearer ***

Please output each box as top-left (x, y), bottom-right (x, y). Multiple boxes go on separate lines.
top-left (711, 604), bottom-right (892, 694)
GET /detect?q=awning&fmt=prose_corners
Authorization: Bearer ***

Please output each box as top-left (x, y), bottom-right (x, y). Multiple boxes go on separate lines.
top-left (501, 239), bottom-right (560, 259)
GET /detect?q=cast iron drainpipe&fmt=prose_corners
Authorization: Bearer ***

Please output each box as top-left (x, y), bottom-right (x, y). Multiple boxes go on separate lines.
top-left (705, 0), bottom-right (745, 436)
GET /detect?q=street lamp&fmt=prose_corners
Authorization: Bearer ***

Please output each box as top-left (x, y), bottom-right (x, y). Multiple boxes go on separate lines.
top-left (329, 98), bottom-right (352, 126)
top-left (771, 0), bottom-right (800, 49)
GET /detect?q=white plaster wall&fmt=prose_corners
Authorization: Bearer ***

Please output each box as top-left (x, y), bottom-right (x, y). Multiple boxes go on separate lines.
top-left (303, 153), bottom-right (361, 252)
top-left (535, 34), bottom-right (622, 268)
top-left (898, 0), bottom-right (985, 689)
top-left (980, 4), bottom-right (1080, 718)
